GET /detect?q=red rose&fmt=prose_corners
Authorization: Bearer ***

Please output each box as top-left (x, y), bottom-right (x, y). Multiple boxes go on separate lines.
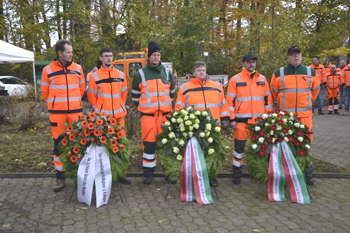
top-left (298, 149), bottom-right (306, 156)
top-left (267, 137), bottom-right (273, 143)
top-left (288, 136), bottom-right (294, 142)
top-left (278, 137), bottom-right (283, 142)
top-left (270, 125), bottom-right (277, 130)
top-left (261, 143), bottom-right (267, 149)
top-left (297, 131), bottom-right (303, 136)
top-left (282, 128), bottom-right (289, 134)
top-left (275, 108), bottom-right (280, 113)
top-left (251, 135), bottom-right (258, 141)
top-left (259, 130), bottom-right (267, 137)
top-left (278, 114), bottom-right (284, 118)
top-left (295, 140), bottom-right (302, 146)
top-left (259, 149), bottom-right (266, 156)
top-left (305, 132), bottom-right (311, 138)
top-left (277, 119), bottom-right (284, 125)
top-left (257, 117), bottom-right (263, 122)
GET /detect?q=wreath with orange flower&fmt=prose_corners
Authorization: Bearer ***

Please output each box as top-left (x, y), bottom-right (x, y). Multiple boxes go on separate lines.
top-left (58, 112), bottom-right (130, 184)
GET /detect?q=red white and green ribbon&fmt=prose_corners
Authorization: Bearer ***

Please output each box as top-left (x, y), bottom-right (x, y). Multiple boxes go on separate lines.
top-left (268, 141), bottom-right (310, 204)
top-left (180, 137), bottom-right (215, 205)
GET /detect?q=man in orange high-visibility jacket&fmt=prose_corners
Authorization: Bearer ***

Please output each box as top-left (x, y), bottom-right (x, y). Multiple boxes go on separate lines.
top-left (343, 63), bottom-right (350, 115)
top-left (270, 46), bottom-right (320, 185)
top-left (226, 54), bottom-right (273, 185)
top-left (175, 61), bottom-right (230, 186)
top-left (337, 60), bottom-right (347, 109)
top-left (310, 56), bottom-right (326, 115)
top-left (323, 57), bottom-right (333, 76)
top-left (326, 65), bottom-right (342, 114)
top-left (132, 41), bottom-right (175, 184)
top-left (87, 47), bottom-right (131, 185)
top-left (41, 39), bottom-right (85, 192)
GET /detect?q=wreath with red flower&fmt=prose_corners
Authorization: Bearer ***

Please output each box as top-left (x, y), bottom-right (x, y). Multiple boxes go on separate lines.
top-left (245, 109), bottom-right (312, 183)
top-left (58, 112), bottom-right (130, 184)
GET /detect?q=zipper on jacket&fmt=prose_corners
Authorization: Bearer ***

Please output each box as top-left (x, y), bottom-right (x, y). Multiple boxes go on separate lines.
top-left (294, 66), bottom-right (298, 114)
top-left (156, 74), bottom-right (160, 116)
top-left (52, 96), bottom-right (56, 109)
top-left (65, 71), bottom-right (70, 111)
top-left (200, 82), bottom-right (207, 110)
top-left (99, 104), bottom-right (104, 112)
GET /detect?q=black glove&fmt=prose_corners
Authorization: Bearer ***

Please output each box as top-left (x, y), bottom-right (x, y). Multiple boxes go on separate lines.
top-left (221, 120), bottom-right (229, 130)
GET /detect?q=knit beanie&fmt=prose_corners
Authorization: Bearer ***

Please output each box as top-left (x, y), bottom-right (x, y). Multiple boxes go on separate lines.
top-left (148, 41), bottom-right (161, 58)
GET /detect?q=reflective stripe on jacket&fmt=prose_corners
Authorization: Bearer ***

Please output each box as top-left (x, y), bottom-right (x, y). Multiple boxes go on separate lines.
top-left (326, 71), bottom-right (342, 90)
top-left (131, 61), bottom-right (175, 114)
top-left (270, 64), bottom-right (320, 117)
top-left (309, 64), bottom-right (326, 84)
top-left (226, 68), bottom-right (273, 124)
top-left (344, 65), bottom-right (350, 86)
top-left (175, 77), bottom-right (229, 121)
top-left (87, 67), bottom-right (127, 118)
top-left (41, 59), bottom-right (85, 113)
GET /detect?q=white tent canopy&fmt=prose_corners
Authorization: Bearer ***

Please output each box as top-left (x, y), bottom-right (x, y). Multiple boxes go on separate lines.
top-left (0, 40), bottom-right (37, 94)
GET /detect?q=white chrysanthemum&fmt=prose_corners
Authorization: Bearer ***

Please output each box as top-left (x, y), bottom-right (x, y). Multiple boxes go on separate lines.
top-left (258, 137), bottom-right (264, 143)
top-left (168, 132), bottom-right (175, 138)
top-left (186, 106), bottom-right (193, 111)
top-left (177, 118), bottom-right (183, 123)
top-left (173, 147), bottom-right (179, 153)
top-left (284, 137), bottom-right (289, 142)
top-left (206, 117), bottom-right (210, 121)
top-left (305, 144), bottom-right (310, 149)
top-left (272, 138), bottom-right (276, 143)
top-left (297, 136), bottom-right (303, 142)
top-left (164, 121), bottom-right (170, 126)
top-left (189, 114), bottom-right (195, 119)
top-left (283, 119), bottom-right (287, 123)
top-left (294, 123), bottom-right (300, 128)
top-left (271, 119), bottom-right (275, 123)
top-left (195, 111), bottom-right (201, 115)
top-left (215, 127), bottom-right (221, 132)
top-left (206, 123), bottom-right (212, 131)
top-left (208, 137), bottom-right (213, 143)
top-left (199, 132), bottom-right (205, 138)
top-left (162, 138), bottom-right (167, 144)
top-left (208, 148), bottom-right (215, 154)
top-left (171, 118), bottom-right (176, 123)
top-left (272, 113), bottom-right (277, 117)
top-left (189, 132), bottom-right (193, 137)
top-left (252, 144), bottom-right (258, 149)
top-left (173, 112), bottom-right (178, 116)
top-left (290, 117), bottom-right (295, 121)
top-left (290, 112), bottom-right (294, 117)
top-left (185, 120), bottom-right (192, 126)
top-left (195, 119), bottom-right (200, 124)
top-left (202, 111), bottom-right (208, 116)
top-left (189, 126), bottom-right (194, 131)
top-left (168, 127), bottom-right (172, 131)
top-left (206, 131), bottom-right (211, 137)
top-left (277, 126), bottom-right (282, 130)
top-left (183, 132), bottom-right (188, 137)
top-left (265, 122), bottom-right (269, 126)
top-left (300, 124), bottom-right (305, 129)
top-left (181, 109), bottom-right (188, 115)
top-left (288, 130), bottom-right (293, 135)
top-left (193, 124), bottom-right (199, 129)
top-left (279, 111), bottom-right (285, 115)
top-left (255, 126), bottom-right (261, 131)
top-left (270, 130), bottom-right (274, 135)
top-left (261, 113), bottom-right (268, 119)
top-left (179, 139), bottom-right (185, 146)
top-left (180, 124), bottom-right (185, 132)
top-left (184, 115), bottom-right (189, 120)
top-left (176, 155), bottom-right (183, 160)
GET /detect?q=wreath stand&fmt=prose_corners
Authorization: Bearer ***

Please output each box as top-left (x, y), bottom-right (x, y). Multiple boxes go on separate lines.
top-left (164, 179), bottom-right (219, 201)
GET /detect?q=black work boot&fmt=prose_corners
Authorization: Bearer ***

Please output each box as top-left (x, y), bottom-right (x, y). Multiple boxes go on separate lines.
top-left (306, 176), bottom-right (314, 185)
top-left (232, 165), bottom-right (242, 185)
top-left (318, 109), bottom-right (325, 115)
top-left (144, 175), bottom-right (153, 184)
top-left (328, 111), bottom-right (333, 115)
top-left (305, 163), bottom-right (314, 185)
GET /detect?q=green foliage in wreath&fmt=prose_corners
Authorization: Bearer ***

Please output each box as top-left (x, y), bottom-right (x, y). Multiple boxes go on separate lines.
top-left (245, 108), bottom-right (312, 183)
top-left (156, 107), bottom-right (227, 180)
top-left (58, 112), bottom-right (130, 184)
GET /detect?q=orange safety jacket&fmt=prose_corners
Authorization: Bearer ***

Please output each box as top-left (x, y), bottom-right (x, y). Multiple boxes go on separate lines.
top-left (309, 64), bottom-right (326, 84)
top-left (132, 62), bottom-right (175, 114)
top-left (226, 68), bottom-right (273, 124)
top-left (270, 64), bottom-right (320, 117)
top-left (41, 59), bottom-right (85, 113)
top-left (323, 63), bottom-right (332, 76)
top-left (344, 64), bottom-right (350, 87)
top-left (87, 67), bottom-right (127, 118)
top-left (326, 71), bottom-right (342, 90)
top-left (336, 67), bottom-right (346, 85)
top-left (175, 77), bottom-right (229, 121)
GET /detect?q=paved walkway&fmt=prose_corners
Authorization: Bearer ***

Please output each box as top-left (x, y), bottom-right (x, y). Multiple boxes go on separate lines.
top-left (0, 106), bottom-right (349, 232)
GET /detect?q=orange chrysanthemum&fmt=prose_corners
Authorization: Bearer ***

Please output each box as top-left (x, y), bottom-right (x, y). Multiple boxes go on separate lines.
top-left (80, 138), bottom-right (87, 145)
top-left (100, 136), bottom-right (107, 144)
top-left (110, 140), bottom-right (117, 147)
top-left (67, 126), bottom-right (73, 132)
top-left (89, 112), bottom-right (96, 119)
top-left (108, 127), bottom-right (115, 134)
top-left (81, 121), bottom-right (88, 128)
top-left (94, 129), bottom-right (101, 136)
top-left (88, 123), bottom-right (95, 130)
top-left (70, 155), bottom-right (78, 163)
top-left (96, 119), bottom-right (103, 125)
top-left (81, 114), bottom-right (86, 119)
top-left (69, 134), bottom-right (75, 141)
top-left (73, 146), bottom-right (80, 154)
top-left (61, 138), bottom-right (68, 146)
top-left (112, 147), bottom-right (119, 153)
top-left (83, 130), bottom-right (91, 137)
top-left (109, 117), bottom-right (117, 125)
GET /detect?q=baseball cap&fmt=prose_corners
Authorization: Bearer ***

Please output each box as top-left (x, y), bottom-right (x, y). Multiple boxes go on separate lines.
top-left (242, 53), bottom-right (258, 62)
top-left (287, 46), bottom-right (301, 55)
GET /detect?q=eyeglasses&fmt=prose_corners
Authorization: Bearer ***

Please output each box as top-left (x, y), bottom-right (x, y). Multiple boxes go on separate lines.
top-left (101, 55), bottom-right (113, 58)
